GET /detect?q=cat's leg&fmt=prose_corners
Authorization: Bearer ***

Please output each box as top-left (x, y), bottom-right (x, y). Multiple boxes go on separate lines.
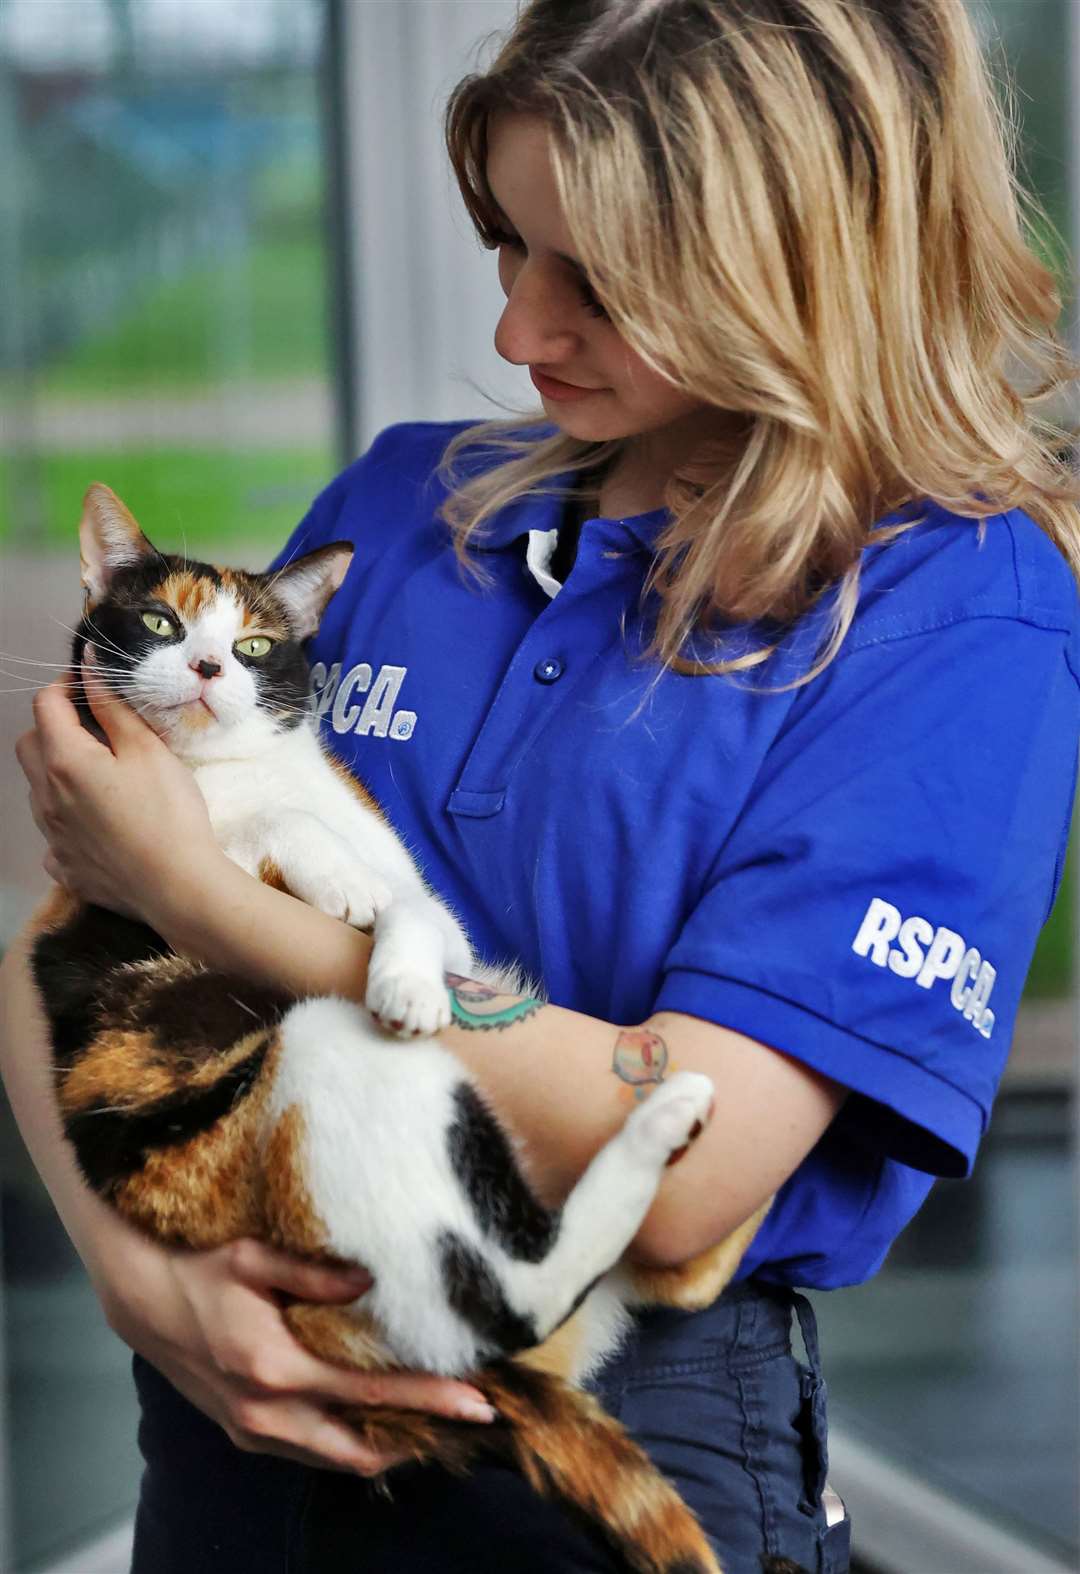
top-left (247, 809), bottom-right (395, 928)
top-left (366, 893), bottom-right (473, 1038)
top-left (501, 1072), bottom-right (715, 1343)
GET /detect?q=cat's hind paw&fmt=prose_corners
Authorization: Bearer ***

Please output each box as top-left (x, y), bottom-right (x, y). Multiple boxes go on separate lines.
top-left (625, 1072), bottom-right (715, 1170)
top-left (366, 968), bottom-right (451, 1039)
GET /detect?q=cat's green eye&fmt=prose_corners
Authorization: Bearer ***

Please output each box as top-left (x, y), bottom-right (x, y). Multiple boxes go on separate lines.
top-left (235, 635), bottom-right (273, 659)
top-left (141, 611), bottom-right (175, 638)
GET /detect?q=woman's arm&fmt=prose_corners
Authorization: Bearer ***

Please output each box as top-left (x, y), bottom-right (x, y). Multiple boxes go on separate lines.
top-left (21, 671), bottom-right (846, 1268)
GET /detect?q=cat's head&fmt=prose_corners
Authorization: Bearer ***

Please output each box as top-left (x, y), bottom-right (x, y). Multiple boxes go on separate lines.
top-left (75, 483), bottom-right (353, 761)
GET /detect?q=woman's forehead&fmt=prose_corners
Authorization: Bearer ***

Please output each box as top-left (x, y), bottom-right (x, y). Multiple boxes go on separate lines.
top-left (485, 112), bottom-right (580, 257)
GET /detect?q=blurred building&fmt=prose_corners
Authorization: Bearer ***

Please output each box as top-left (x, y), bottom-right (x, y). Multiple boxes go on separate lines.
top-left (0, 2), bottom-right (1076, 1570)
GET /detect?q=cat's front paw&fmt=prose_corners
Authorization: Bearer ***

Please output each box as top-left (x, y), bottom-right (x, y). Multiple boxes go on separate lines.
top-left (366, 968), bottom-right (451, 1039)
top-left (305, 868), bottom-right (394, 930)
top-left (625, 1072), bottom-right (715, 1170)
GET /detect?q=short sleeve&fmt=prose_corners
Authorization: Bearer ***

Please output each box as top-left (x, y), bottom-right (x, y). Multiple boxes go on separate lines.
top-left (653, 614), bottom-right (1079, 1178)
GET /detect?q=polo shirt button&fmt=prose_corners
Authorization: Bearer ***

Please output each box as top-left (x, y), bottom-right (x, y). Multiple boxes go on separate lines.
top-left (534, 657), bottom-right (564, 684)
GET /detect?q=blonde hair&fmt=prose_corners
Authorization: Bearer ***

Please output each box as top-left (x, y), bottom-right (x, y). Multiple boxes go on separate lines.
top-left (440, 0), bottom-right (1080, 682)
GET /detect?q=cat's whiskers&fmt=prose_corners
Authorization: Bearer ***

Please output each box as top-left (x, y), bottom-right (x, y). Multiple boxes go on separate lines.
top-left (50, 615), bottom-right (130, 665)
top-left (0, 652), bottom-right (80, 669)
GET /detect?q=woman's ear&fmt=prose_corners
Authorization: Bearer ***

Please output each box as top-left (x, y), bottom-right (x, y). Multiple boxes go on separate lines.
top-left (269, 542), bottom-right (355, 638)
top-left (79, 483), bottom-right (159, 606)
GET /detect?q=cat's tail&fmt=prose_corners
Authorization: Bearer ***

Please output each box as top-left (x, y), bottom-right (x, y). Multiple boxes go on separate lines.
top-left (482, 1360), bottom-right (721, 1574)
top-left (334, 1359), bottom-right (720, 1574)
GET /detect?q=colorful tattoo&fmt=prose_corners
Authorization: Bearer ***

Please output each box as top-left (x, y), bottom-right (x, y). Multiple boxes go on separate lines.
top-left (445, 973), bottom-right (544, 1031)
top-left (612, 1028), bottom-right (670, 1102)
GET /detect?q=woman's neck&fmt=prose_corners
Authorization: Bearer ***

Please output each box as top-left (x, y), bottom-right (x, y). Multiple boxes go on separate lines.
top-left (596, 411), bottom-right (744, 518)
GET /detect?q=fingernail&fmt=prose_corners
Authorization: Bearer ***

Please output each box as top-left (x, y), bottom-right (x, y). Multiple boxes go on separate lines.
top-left (456, 1401), bottom-right (497, 1423)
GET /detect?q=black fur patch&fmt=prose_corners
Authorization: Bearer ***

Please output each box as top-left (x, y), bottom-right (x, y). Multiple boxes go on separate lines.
top-left (438, 1230), bottom-right (539, 1355)
top-left (446, 1083), bottom-right (560, 1263)
top-left (32, 911), bottom-right (290, 1066)
top-left (66, 1034), bottom-right (271, 1195)
top-left (108, 966), bottom-right (290, 1058)
top-left (32, 907), bottom-right (169, 1064)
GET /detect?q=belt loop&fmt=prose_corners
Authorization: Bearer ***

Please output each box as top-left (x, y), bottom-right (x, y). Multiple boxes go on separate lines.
top-left (790, 1290), bottom-right (822, 1375)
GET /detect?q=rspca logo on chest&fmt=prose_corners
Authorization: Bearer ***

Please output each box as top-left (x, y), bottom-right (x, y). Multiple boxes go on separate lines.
top-left (852, 897), bottom-right (997, 1038)
top-left (309, 661), bottom-right (417, 742)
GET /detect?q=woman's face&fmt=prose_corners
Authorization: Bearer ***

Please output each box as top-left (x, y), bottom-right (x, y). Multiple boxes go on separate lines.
top-left (486, 113), bottom-right (714, 469)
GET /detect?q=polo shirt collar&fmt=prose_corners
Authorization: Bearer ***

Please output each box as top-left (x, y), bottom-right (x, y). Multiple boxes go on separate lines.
top-left (469, 471), bottom-right (671, 555)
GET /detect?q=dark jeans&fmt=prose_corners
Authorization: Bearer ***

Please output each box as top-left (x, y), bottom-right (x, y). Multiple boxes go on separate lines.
top-left (130, 1280), bottom-right (851, 1574)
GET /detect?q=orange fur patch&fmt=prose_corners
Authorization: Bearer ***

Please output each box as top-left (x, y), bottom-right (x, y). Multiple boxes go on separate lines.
top-left (326, 750), bottom-right (387, 819)
top-left (518, 1302), bottom-right (586, 1383)
top-left (284, 1302), bottom-right (395, 1373)
top-left (29, 885), bottom-right (82, 938)
top-left (111, 1038), bottom-right (278, 1248)
top-left (262, 1103), bottom-right (329, 1258)
top-left (257, 857), bottom-right (290, 894)
top-left (160, 570), bottom-right (217, 621)
top-left (628, 1199), bottom-right (773, 1313)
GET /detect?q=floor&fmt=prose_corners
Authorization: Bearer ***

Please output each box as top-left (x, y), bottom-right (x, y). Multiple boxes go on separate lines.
top-left (814, 1092), bottom-right (1079, 1565)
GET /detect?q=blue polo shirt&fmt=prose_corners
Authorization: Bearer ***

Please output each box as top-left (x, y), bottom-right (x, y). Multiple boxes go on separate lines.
top-left (270, 419), bottom-right (1080, 1290)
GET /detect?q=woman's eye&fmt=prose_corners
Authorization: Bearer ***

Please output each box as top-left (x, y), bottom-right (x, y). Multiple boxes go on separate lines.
top-left (488, 226), bottom-right (524, 252)
top-left (578, 281), bottom-right (611, 322)
top-left (141, 611), bottom-right (175, 637)
top-left (235, 636), bottom-right (273, 658)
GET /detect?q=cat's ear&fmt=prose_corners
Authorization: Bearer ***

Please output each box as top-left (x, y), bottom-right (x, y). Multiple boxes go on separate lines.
top-left (269, 542), bottom-right (354, 638)
top-left (79, 484), bottom-right (158, 604)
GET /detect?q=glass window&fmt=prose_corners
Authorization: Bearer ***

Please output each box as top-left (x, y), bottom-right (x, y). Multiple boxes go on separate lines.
top-left (0, 2), bottom-right (335, 1565)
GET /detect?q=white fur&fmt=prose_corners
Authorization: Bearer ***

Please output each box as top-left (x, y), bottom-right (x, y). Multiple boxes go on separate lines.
top-left (271, 998), bottom-right (714, 1377)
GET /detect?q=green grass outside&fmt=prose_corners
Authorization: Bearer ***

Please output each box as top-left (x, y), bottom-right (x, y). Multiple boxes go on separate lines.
top-left (37, 236), bottom-right (329, 397)
top-left (0, 446), bottom-right (334, 557)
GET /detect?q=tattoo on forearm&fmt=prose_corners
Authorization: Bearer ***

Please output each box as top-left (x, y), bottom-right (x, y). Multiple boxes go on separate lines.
top-left (612, 1028), bottom-right (670, 1102)
top-left (445, 973), bottom-right (544, 1031)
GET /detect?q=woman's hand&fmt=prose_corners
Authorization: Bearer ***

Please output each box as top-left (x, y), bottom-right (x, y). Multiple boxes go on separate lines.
top-left (104, 1233), bottom-right (497, 1476)
top-left (14, 655), bottom-right (221, 927)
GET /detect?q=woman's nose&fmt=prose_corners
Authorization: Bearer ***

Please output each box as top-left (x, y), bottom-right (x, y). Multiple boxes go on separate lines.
top-left (191, 658), bottom-right (222, 680)
top-left (494, 273), bottom-right (580, 367)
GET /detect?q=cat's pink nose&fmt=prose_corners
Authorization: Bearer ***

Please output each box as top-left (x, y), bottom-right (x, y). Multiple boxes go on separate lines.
top-left (192, 658), bottom-right (222, 680)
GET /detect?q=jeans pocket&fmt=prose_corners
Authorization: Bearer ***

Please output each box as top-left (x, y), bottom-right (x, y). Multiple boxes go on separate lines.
top-left (821, 1510), bottom-right (851, 1574)
top-left (794, 1367), bottom-right (829, 1516)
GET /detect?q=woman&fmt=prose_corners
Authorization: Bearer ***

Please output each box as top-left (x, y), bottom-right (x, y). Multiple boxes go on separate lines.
top-left (4, 2), bottom-right (1079, 1571)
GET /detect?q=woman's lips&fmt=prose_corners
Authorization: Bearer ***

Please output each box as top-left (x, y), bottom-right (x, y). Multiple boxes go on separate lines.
top-left (530, 368), bottom-right (605, 403)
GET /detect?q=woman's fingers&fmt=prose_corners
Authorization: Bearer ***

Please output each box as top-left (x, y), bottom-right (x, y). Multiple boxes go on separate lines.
top-left (80, 646), bottom-right (157, 751)
top-left (167, 1367), bottom-right (411, 1477)
top-left (31, 678), bottom-right (97, 770)
top-left (226, 1237), bottom-right (372, 1301)
top-left (222, 1239), bottom-right (496, 1420)
top-left (308, 1366), bottom-right (498, 1422)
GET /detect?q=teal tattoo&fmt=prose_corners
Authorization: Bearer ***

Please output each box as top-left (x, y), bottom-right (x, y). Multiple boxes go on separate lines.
top-left (445, 972), bottom-right (543, 1031)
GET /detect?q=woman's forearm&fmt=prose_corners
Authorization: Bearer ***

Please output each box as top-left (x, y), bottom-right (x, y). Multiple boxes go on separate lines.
top-left (0, 922), bottom-right (167, 1307)
top-left (151, 863), bottom-right (843, 1267)
top-left (157, 850), bottom-right (375, 1003)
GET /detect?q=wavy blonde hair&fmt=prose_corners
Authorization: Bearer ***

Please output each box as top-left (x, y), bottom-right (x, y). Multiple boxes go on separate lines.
top-left (439, 0), bottom-right (1080, 681)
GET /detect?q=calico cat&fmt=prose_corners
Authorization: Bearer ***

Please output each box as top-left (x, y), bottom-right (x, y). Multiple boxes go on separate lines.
top-left (29, 484), bottom-right (770, 1574)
